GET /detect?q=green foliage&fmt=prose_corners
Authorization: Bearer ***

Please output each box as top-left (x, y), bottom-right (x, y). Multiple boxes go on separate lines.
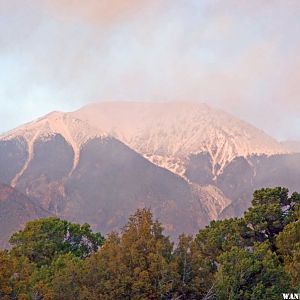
top-left (244, 187), bottom-right (300, 248)
top-left (31, 253), bottom-right (84, 300)
top-left (81, 208), bottom-right (175, 299)
top-left (195, 218), bottom-right (251, 263)
top-left (171, 234), bottom-right (214, 299)
top-left (1, 187), bottom-right (300, 299)
top-left (215, 242), bottom-right (290, 299)
top-left (0, 250), bottom-right (33, 300)
top-left (277, 220), bottom-right (300, 288)
top-left (9, 217), bottom-right (104, 266)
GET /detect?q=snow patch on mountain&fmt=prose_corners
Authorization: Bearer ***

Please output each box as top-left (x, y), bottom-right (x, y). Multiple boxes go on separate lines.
top-left (72, 102), bottom-right (288, 176)
top-left (0, 112), bottom-right (106, 186)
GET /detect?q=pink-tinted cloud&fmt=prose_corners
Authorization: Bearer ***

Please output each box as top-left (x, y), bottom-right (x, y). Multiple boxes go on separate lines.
top-left (0, 0), bottom-right (300, 139)
top-left (32, 0), bottom-right (169, 29)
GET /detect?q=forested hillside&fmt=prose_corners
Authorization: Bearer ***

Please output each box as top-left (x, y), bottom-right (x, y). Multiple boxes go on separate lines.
top-left (1, 187), bottom-right (300, 299)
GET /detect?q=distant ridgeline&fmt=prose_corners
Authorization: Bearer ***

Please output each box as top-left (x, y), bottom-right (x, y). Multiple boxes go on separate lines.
top-left (1, 187), bottom-right (300, 299)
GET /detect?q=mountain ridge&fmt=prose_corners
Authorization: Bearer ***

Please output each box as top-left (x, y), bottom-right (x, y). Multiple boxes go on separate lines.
top-left (1, 101), bottom-right (297, 246)
top-left (1, 101), bottom-right (288, 183)
top-left (0, 182), bottom-right (50, 248)
top-left (0, 112), bottom-right (107, 187)
top-left (72, 101), bottom-right (288, 177)
top-left (0, 118), bottom-right (212, 242)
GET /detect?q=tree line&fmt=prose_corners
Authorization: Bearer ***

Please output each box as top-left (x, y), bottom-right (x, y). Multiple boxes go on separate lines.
top-left (1, 187), bottom-right (300, 299)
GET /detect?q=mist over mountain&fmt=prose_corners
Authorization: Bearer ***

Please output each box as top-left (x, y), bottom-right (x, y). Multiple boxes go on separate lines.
top-left (0, 101), bottom-right (299, 246)
top-left (73, 102), bottom-right (287, 176)
top-left (0, 108), bottom-right (211, 244)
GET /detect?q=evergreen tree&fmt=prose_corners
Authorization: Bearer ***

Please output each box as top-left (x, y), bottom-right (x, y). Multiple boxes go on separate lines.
top-left (0, 250), bottom-right (33, 300)
top-left (81, 208), bottom-right (174, 299)
top-left (277, 220), bottom-right (300, 288)
top-left (171, 234), bottom-right (214, 299)
top-left (244, 187), bottom-right (300, 248)
top-left (1, 187), bottom-right (300, 299)
top-left (31, 253), bottom-right (83, 300)
top-left (194, 218), bottom-right (251, 265)
top-left (215, 242), bottom-right (291, 300)
top-left (10, 217), bottom-right (104, 266)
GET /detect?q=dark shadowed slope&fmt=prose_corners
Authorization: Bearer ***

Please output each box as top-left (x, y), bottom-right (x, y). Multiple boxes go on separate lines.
top-left (1, 103), bottom-right (299, 241)
top-left (0, 113), bottom-right (210, 240)
top-left (0, 183), bottom-right (50, 248)
top-left (63, 137), bottom-right (209, 237)
top-left (73, 102), bottom-right (286, 177)
top-left (185, 153), bottom-right (300, 219)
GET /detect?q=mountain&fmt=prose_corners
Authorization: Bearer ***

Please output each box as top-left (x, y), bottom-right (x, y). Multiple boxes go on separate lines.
top-left (1, 101), bottom-right (299, 245)
top-left (0, 183), bottom-right (49, 248)
top-left (0, 112), bottom-right (210, 241)
top-left (1, 111), bottom-right (105, 188)
top-left (186, 153), bottom-right (300, 218)
top-left (72, 102), bottom-right (287, 177)
top-left (71, 102), bottom-right (300, 220)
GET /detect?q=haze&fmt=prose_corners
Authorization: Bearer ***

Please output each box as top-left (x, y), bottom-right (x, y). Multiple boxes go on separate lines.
top-left (0, 0), bottom-right (300, 140)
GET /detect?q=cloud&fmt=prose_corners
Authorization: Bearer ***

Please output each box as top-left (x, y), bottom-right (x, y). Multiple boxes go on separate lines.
top-left (0, 0), bottom-right (300, 139)
top-left (41, 0), bottom-right (161, 25)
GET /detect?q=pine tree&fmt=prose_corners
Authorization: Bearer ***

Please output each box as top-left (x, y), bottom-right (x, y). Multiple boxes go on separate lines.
top-left (0, 250), bottom-right (33, 299)
top-left (215, 242), bottom-right (291, 300)
top-left (277, 220), bottom-right (300, 288)
top-left (81, 208), bottom-right (174, 299)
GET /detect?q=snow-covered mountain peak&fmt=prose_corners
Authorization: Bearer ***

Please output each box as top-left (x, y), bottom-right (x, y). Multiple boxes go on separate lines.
top-left (0, 101), bottom-right (289, 179)
top-left (0, 111), bottom-right (106, 147)
top-left (0, 112), bottom-right (107, 186)
top-left (72, 101), bottom-right (288, 176)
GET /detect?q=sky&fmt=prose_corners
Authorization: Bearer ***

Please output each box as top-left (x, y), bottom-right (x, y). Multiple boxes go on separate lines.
top-left (0, 0), bottom-right (300, 140)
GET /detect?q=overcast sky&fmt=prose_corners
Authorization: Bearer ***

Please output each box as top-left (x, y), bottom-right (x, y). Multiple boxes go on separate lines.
top-left (1, 0), bottom-right (300, 140)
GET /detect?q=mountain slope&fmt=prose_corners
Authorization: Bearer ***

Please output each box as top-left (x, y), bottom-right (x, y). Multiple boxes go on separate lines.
top-left (63, 137), bottom-right (209, 236)
top-left (186, 153), bottom-right (300, 219)
top-left (0, 102), bottom-right (297, 241)
top-left (0, 114), bottom-right (210, 239)
top-left (1, 112), bottom-right (105, 187)
top-left (72, 102), bottom-right (287, 176)
top-left (0, 183), bottom-right (49, 248)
